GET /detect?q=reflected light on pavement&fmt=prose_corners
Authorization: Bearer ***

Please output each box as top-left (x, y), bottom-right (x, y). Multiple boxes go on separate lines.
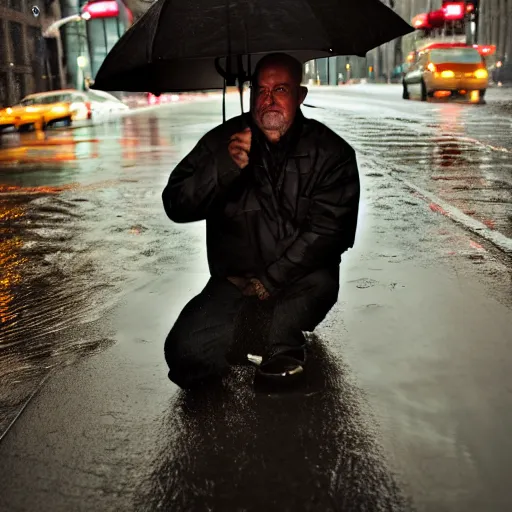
top-left (0, 137), bottom-right (100, 165)
top-left (0, 205), bottom-right (26, 326)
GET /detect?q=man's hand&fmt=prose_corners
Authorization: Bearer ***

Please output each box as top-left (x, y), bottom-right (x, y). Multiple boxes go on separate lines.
top-left (228, 127), bottom-right (251, 169)
top-left (243, 278), bottom-right (270, 301)
top-left (227, 276), bottom-right (269, 300)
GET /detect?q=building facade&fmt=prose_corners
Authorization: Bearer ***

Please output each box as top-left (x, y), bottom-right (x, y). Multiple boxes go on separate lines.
top-left (0, 0), bottom-right (65, 107)
top-left (59, 0), bottom-right (132, 90)
top-left (478, 0), bottom-right (512, 79)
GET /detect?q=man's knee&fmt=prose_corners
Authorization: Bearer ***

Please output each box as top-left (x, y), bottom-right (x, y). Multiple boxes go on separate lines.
top-left (276, 267), bottom-right (340, 332)
top-left (307, 267), bottom-right (340, 299)
top-left (284, 267), bottom-right (339, 302)
top-left (164, 328), bottom-right (227, 389)
top-left (164, 330), bottom-right (198, 388)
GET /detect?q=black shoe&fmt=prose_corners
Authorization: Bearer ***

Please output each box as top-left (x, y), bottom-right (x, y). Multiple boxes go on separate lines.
top-left (252, 347), bottom-right (306, 392)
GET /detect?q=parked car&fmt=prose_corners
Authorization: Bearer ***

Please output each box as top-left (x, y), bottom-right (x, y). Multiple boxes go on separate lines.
top-left (0, 94), bottom-right (73, 132)
top-left (84, 89), bottom-right (130, 122)
top-left (0, 89), bottom-right (129, 133)
top-left (402, 44), bottom-right (489, 102)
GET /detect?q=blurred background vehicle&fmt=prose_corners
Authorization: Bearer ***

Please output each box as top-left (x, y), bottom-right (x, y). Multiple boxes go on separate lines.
top-left (0, 89), bottom-right (129, 133)
top-left (402, 43), bottom-right (489, 102)
top-left (0, 95), bottom-right (72, 133)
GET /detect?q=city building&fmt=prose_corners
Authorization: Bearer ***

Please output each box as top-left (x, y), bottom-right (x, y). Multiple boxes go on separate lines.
top-left (307, 1), bottom-right (511, 85)
top-left (478, 0), bottom-right (512, 81)
top-left (0, 1), bottom-right (133, 107)
top-left (0, 0), bottom-right (65, 107)
top-left (59, 0), bottom-right (132, 91)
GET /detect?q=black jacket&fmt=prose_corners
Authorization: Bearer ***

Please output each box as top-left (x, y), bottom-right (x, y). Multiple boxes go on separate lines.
top-left (162, 111), bottom-right (360, 295)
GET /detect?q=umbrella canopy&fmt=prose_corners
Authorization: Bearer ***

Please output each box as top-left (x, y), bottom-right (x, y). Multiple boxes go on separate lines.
top-left (92, 0), bottom-right (414, 93)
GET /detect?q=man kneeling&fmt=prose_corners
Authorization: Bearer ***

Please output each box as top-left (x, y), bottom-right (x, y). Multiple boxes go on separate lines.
top-left (162, 53), bottom-right (360, 389)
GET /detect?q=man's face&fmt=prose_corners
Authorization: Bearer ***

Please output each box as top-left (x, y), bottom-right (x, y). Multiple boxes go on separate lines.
top-left (251, 63), bottom-right (307, 141)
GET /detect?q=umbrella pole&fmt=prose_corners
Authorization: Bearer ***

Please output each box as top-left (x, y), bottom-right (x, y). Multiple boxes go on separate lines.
top-left (238, 77), bottom-right (244, 114)
top-left (237, 54), bottom-right (245, 115)
top-left (222, 79), bottom-right (227, 124)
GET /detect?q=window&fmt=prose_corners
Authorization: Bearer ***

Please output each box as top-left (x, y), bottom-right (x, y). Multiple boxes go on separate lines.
top-left (8, 0), bottom-right (24, 12)
top-left (10, 22), bottom-right (24, 65)
top-left (430, 48), bottom-right (483, 64)
top-left (24, 93), bottom-right (74, 105)
top-left (0, 73), bottom-right (8, 108)
top-left (44, 0), bottom-right (55, 16)
top-left (29, 26), bottom-right (42, 52)
top-left (0, 23), bottom-right (4, 63)
top-left (88, 90), bottom-right (120, 103)
top-left (53, 94), bottom-right (73, 103)
top-left (13, 73), bottom-right (25, 103)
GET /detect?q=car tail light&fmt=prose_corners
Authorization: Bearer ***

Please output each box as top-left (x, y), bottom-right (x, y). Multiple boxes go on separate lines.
top-left (85, 101), bottom-right (92, 119)
top-left (474, 68), bottom-right (488, 79)
top-left (440, 70), bottom-right (455, 78)
top-left (427, 63), bottom-right (437, 73)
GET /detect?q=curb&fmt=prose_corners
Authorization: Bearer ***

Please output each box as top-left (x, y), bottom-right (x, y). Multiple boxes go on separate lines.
top-left (0, 369), bottom-right (55, 444)
top-left (391, 170), bottom-right (512, 256)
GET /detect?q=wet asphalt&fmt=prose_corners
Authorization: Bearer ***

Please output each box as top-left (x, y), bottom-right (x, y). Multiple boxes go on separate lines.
top-left (0, 86), bottom-right (511, 512)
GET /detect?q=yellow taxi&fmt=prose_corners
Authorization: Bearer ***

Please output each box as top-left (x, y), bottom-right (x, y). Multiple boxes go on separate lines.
top-left (402, 44), bottom-right (492, 102)
top-left (0, 90), bottom-right (87, 132)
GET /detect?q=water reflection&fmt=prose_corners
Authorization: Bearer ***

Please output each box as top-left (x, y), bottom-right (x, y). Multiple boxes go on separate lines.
top-left (0, 130), bottom-right (101, 166)
top-left (135, 337), bottom-right (411, 512)
top-left (122, 117), bottom-right (140, 163)
top-left (423, 105), bottom-right (507, 233)
top-left (0, 202), bottom-right (26, 326)
top-left (120, 115), bottom-right (166, 164)
top-left (0, 189), bottom-right (117, 434)
top-left (429, 105), bottom-right (466, 170)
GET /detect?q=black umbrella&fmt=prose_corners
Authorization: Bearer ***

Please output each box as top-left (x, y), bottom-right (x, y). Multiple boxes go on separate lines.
top-left (93, 0), bottom-right (413, 120)
top-left (93, 0), bottom-right (412, 90)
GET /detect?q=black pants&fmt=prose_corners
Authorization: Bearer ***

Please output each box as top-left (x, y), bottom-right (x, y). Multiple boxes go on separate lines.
top-left (164, 268), bottom-right (339, 389)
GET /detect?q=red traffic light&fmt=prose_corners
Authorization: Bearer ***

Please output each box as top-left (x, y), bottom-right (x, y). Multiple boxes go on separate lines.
top-left (442, 2), bottom-right (465, 20)
top-left (82, 0), bottom-right (119, 19)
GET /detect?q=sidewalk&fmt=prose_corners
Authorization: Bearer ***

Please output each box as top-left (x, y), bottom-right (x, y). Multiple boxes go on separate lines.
top-left (0, 154), bottom-right (511, 511)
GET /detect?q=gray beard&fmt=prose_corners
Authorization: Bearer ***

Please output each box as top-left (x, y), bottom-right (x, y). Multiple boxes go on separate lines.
top-left (261, 111), bottom-right (286, 132)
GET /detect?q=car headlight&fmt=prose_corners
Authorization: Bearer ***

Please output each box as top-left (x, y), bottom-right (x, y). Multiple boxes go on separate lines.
top-left (440, 70), bottom-right (455, 78)
top-left (51, 105), bottom-right (67, 114)
top-left (6, 108), bottom-right (13, 114)
top-left (474, 68), bottom-right (488, 79)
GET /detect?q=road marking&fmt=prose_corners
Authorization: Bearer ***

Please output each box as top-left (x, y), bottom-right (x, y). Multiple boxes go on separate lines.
top-left (391, 168), bottom-right (512, 255)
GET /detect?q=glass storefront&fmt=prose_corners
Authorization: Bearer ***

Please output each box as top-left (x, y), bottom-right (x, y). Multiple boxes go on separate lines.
top-left (87, 16), bottom-right (126, 77)
top-left (61, 1), bottom-right (131, 91)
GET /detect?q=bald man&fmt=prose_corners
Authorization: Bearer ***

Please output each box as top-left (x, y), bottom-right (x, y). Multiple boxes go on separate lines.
top-left (162, 53), bottom-right (360, 390)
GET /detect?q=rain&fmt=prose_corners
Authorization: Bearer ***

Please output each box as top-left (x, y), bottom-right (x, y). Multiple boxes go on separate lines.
top-left (0, 1), bottom-right (511, 511)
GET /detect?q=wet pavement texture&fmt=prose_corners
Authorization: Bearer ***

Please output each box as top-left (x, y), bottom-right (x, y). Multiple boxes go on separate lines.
top-left (306, 85), bottom-right (512, 239)
top-left (0, 86), bottom-right (511, 512)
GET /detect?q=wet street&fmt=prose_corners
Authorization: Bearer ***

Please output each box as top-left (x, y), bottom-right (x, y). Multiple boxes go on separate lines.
top-left (0, 85), bottom-right (511, 512)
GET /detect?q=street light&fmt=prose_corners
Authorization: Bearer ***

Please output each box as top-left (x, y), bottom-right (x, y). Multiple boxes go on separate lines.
top-left (43, 12), bottom-right (91, 38)
top-left (77, 56), bottom-right (88, 68)
top-left (76, 55), bottom-right (88, 92)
